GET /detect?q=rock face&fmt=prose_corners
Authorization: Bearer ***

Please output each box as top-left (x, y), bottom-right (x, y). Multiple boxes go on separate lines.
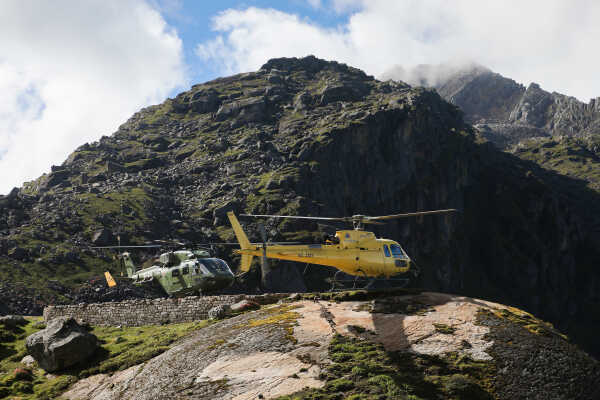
top-left (1, 56), bottom-right (600, 359)
top-left (61, 292), bottom-right (600, 400)
top-left (26, 317), bottom-right (98, 372)
top-left (382, 63), bottom-right (600, 149)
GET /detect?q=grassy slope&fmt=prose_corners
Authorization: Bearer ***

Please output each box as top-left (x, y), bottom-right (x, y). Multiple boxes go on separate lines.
top-left (512, 137), bottom-right (600, 191)
top-left (0, 319), bottom-right (211, 399)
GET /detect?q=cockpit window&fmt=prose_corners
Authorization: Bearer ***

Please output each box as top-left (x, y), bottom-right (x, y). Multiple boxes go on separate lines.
top-left (200, 258), bottom-right (232, 273)
top-left (383, 245), bottom-right (391, 257)
top-left (390, 244), bottom-right (404, 258)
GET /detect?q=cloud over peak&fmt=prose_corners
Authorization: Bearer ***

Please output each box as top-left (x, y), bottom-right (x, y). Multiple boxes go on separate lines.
top-left (197, 1), bottom-right (600, 102)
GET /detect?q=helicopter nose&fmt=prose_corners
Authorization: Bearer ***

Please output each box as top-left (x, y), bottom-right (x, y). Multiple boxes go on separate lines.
top-left (394, 259), bottom-right (410, 271)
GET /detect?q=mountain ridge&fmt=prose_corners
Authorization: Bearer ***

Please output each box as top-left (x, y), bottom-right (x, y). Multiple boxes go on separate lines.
top-left (382, 63), bottom-right (600, 149)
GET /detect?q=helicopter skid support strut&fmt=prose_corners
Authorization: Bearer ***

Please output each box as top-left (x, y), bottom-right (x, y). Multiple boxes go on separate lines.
top-left (328, 270), bottom-right (411, 292)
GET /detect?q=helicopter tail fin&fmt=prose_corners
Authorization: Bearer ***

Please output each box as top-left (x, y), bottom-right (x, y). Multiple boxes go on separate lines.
top-left (104, 271), bottom-right (117, 287)
top-left (227, 211), bottom-right (251, 249)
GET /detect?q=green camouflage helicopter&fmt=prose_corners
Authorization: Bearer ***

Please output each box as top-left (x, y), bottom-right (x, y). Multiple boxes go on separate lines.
top-left (94, 244), bottom-right (235, 297)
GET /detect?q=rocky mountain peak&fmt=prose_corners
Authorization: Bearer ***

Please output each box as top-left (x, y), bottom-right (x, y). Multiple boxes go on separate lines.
top-left (259, 55), bottom-right (372, 80)
top-left (383, 63), bottom-right (600, 150)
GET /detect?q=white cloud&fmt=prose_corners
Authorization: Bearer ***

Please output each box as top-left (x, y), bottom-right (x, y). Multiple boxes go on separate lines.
top-left (0, 0), bottom-right (185, 194)
top-left (306, 0), bottom-right (322, 10)
top-left (196, 8), bottom-right (353, 77)
top-left (197, 0), bottom-right (600, 102)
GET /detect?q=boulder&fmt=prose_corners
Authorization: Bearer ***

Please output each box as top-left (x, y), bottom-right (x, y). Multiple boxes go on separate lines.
top-left (25, 317), bottom-right (98, 372)
top-left (208, 304), bottom-right (231, 320)
top-left (40, 168), bottom-right (71, 189)
top-left (215, 96), bottom-right (267, 123)
top-left (189, 89), bottom-right (221, 113)
top-left (230, 299), bottom-right (260, 312)
top-left (20, 355), bottom-right (36, 368)
top-left (0, 315), bottom-right (27, 329)
top-left (91, 228), bottom-right (115, 246)
top-left (318, 83), bottom-right (365, 105)
top-left (8, 247), bottom-right (29, 261)
top-left (213, 200), bottom-right (240, 220)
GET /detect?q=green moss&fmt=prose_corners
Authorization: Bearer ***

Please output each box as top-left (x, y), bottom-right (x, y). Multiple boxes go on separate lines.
top-left (487, 307), bottom-right (567, 340)
top-left (123, 158), bottom-right (159, 171)
top-left (292, 288), bottom-right (423, 303)
top-left (224, 147), bottom-right (244, 158)
top-left (207, 339), bottom-right (226, 350)
top-left (33, 375), bottom-right (77, 400)
top-left (326, 377), bottom-right (354, 391)
top-left (276, 334), bottom-right (495, 400)
top-left (239, 304), bottom-right (301, 344)
top-left (215, 226), bottom-right (235, 241)
top-left (514, 137), bottom-right (600, 191)
top-left (80, 321), bottom-right (212, 377)
top-left (142, 100), bottom-right (177, 125)
top-left (77, 186), bottom-right (153, 240)
top-left (434, 323), bottom-right (457, 335)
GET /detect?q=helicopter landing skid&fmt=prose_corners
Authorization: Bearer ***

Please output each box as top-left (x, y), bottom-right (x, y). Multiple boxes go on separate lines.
top-left (328, 270), bottom-right (411, 292)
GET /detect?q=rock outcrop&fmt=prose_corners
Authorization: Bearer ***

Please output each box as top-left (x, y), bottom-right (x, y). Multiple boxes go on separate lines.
top-left (382, 63), bottom-right (600, 149)
top-left (26, 317), bottom-right (98, 372)
top-left (60, 292), bottom-right (600, 400)
top-left (1, 56), bottom-right (600, 359)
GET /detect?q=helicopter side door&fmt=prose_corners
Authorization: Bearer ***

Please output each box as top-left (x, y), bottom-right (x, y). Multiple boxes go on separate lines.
top-left (167, 266), bottom-right (186, 294)
top-left (381, 244), bottom-right (392, 275)
top-left (180, 263), bottom-right (194, 290)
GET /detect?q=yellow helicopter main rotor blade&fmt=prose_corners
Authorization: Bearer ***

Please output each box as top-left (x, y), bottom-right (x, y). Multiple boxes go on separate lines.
top-left (366, 209), bottom-right (459, 221)
top-left (240, 214), bottom-right (346, 221)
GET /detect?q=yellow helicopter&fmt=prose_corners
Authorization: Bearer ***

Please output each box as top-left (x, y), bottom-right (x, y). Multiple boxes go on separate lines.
top-left (226, 209), bottom-right (457, 290)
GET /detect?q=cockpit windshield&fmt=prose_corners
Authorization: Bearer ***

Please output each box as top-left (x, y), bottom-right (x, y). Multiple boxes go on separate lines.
top-left (200, 258), bottom-right (232, 273)
top-left (383, 245), bottom-right (391, 257)
top-left (389, 244), bottom-right (405, 258)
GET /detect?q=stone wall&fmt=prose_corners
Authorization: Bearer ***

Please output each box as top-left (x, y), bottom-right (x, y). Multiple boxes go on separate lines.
top-left (43, 294), bottom-right (288, 326)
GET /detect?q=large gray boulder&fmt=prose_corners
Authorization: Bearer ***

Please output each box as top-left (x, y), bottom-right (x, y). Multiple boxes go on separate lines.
top-left (208, 304), bottom-right (231, 320)
top-left (25, 317), bottom-right (98, 372)
top-left (0, 315), bottom-right (27, 329)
